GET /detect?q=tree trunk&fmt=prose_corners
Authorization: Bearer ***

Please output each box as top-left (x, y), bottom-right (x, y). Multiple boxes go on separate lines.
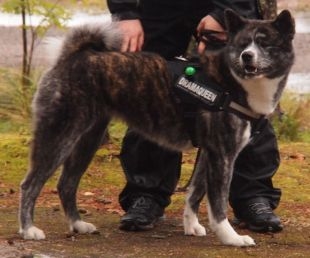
top-left (21, 0), bottom-right (30, 88)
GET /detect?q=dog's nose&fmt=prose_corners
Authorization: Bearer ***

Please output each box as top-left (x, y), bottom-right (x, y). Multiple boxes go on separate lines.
top-left (241, 51), bottom-right (254, 63)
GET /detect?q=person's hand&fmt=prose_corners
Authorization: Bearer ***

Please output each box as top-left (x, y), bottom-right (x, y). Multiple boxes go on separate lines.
top-left (117, 19), bottom-right (144, 52)
top-left (196, 15), bottom-right (226, 53)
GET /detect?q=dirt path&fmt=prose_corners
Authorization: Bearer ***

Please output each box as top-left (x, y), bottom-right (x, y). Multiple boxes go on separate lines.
top-left (1, 208), bottom-right (310, 258)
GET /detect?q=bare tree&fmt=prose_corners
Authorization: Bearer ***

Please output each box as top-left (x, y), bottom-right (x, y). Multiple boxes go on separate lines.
top-left (2, 0), bottom-right (71, 116)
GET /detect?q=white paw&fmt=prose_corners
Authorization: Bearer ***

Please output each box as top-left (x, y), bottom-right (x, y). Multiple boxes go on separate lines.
top-left (183, 200), bottom-right (206, 237)
top-left (184, 222), bottom-right (207, 236)
top-left (20, 226), bottom-right (46, 240)
top-left (71, 220), bottom-right (97, 234)
top-left (211, 218), bottom-right (256, 247)
top-left (222, 234), bottom-right (256, 247)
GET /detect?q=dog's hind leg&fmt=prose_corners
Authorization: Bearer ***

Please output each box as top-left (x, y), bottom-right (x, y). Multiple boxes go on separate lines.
top-left (184, 150), bottom-right (207, 237)
top-left (19, 159), bottom-right (60, 240)
top-left (19, 124), bottom-right (80, 240)
top-left (57, 119), bottom-right (109, 235)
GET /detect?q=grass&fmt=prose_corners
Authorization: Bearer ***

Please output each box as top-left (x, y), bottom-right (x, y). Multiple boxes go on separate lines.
top-left (0, 119), bottom-right (309, 257)
top-left (270, 92), bottom-right (310, 142)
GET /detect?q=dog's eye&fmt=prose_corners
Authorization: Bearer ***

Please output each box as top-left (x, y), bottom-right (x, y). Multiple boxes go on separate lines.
top-left (237, 38), bottom-right (251, 49)
top-left (266, 45), bottom-right (281, 51)
top-left (255, 38), bottom-right (270, 48)
top-left (255, 32), bottom-right (270, 47)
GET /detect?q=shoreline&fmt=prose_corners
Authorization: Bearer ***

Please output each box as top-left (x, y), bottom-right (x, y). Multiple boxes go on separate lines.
top-left (0, 17), bottom-right (309, 93)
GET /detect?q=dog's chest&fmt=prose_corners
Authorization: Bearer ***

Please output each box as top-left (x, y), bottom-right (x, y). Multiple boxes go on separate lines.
top-left (231, 72), bottom-right (284, 115)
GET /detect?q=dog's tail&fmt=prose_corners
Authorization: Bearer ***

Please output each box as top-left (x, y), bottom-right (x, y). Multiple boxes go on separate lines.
top-left (44, 21), bottom-right (123, 65)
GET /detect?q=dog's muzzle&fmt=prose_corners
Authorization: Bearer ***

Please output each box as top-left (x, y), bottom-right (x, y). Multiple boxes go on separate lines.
top-left (241, 51), bottom-right (259, 75)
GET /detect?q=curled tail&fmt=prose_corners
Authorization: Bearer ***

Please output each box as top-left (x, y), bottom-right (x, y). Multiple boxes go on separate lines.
top-left (44, 20), bottom-right (123, 64)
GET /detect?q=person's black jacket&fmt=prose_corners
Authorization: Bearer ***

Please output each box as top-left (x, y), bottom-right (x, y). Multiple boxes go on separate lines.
top-left (107, 0), bottom-right (263, 28)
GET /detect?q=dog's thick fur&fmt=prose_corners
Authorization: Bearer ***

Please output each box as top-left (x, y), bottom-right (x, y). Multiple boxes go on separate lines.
top-left (19, 10), bottom-right (295, 246)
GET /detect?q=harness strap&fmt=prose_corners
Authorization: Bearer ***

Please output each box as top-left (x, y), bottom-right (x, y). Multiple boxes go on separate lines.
top-left (174, 73), bottom-right (264, 122)
top-left (168, 58), bottom-right (266, 145)
top-left (170, 56), bottom-right (265, 118)
top-left (228, 101), bottom-right (263, 120)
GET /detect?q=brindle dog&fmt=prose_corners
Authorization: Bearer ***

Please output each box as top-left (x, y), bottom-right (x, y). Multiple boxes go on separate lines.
top-left (19, 10), bottom-right (295, 246)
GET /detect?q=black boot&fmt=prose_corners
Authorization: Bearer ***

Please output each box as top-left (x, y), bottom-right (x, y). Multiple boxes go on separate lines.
top-left (119, 196), bottom-right (165, 231)
top-left (232, 197), bottom-right (283, 233)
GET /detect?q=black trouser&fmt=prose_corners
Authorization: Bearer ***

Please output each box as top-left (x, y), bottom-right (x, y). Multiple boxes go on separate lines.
top-left (119, 122), bottom-right (281, 211)
top-left (229, 119), bottom-right (281, 211)
top-left (119, 1), bottom-right (281, 211)
top-left (119, 130), bottom-right (182, 210)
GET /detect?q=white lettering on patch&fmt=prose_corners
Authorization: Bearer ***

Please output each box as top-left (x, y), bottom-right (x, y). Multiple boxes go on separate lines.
top-left (177, 77), bottom-right (218, 103)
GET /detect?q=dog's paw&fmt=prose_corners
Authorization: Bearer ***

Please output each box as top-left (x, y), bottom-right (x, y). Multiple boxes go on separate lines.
top-left (211, 218), bottom-right (255, 246)
top-left (184, 222), bottom-right (207, 236)
top-left (222, 234), bottom-right (256, 247)
top-left (20, 226), bottom-right (46, 240)
top-left (71, 220), bottom-right (98, 234)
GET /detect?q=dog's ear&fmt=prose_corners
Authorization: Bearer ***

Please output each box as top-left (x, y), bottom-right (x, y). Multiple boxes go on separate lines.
top-left (224, 9), bottom-right (247, 35)
top-left (272, 10), bottom-right (295, 40)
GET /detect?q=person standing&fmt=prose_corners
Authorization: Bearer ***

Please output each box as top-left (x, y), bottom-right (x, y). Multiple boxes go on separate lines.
top-left (107, 0), bottom-right (283, 233)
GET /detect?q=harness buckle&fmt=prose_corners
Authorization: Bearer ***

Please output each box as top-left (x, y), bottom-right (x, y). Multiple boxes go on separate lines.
top-left (218, 91), bottom-right (231, 110)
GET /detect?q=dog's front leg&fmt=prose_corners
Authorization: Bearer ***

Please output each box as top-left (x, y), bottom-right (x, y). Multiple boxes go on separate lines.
top-left (184, 148), bottom-right (255, 246)
top-left (184, 150), bottom-right (207, 236)
top-left (202, 147), bottom-right (255, 247)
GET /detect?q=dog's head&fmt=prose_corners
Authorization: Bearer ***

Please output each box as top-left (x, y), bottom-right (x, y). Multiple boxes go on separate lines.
top-left (224, 9), bottom-right (295, 80)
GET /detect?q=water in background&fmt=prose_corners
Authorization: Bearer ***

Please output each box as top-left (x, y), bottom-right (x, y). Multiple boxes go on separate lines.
top-left (0, 11), bottom-right (309, 93)
top-left (0, 11), bottom-right (111, 27)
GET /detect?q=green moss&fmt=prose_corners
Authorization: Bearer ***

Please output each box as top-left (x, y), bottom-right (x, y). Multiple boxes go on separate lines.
top-left (271, 94), bottom-right (310, 142)
top-left (274, 142), bottom-right (310, 206)
top-left (0, 134), bottom-right (30, 185)
top-left (0, 121), bottom-right (309, 257)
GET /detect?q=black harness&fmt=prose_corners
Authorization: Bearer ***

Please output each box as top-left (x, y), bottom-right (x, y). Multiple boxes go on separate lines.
top-left (167, 57), bottom-right (265, 146)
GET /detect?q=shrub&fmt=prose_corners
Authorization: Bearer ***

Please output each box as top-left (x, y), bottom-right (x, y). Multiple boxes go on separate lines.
top-left (272, 93), bottom-right (310, 141)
